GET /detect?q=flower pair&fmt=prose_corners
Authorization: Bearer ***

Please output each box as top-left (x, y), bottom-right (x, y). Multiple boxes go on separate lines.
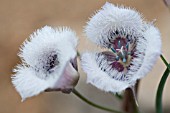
top-left (12, 2), bottom-right (161, 101)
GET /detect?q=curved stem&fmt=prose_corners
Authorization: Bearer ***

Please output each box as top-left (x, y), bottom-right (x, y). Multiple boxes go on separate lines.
top-left (156, 65), bottom-right (170, 113)
top-left (155, 55), bottom-right (170, 113)
top-left (72, 89), bottom-right (123, 113)
top-left (160, 54), bottom-right (170, 71)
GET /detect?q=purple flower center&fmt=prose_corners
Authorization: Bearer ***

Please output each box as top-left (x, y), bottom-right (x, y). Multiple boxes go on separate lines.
top-left (97, 36), bottom-right (136, 74)
top-left (35, 51), bottom-right (60, 74)
top-left (45, 53), bottom-right (59, 73)
top-left (110, 37), bottom-right (136, 72)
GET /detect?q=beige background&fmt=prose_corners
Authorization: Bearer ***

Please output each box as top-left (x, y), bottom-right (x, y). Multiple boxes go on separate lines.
top-left (0, 0), bottom-right (170, 113)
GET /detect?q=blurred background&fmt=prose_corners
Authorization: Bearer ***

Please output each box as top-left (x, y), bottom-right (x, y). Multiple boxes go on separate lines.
top-left (0, 0), bottom-right (170, 113)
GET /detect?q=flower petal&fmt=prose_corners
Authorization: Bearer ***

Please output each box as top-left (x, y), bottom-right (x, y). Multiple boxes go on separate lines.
top-left (53, 60), bottom-right (79, 93)
top-left (18, 26), bottom-right (78, 80)
top-left (11, 65), bottom-right (50, 101)
top-left (132, 24), bottom-right (162, 81)
top-left (85, 2), bottom-right (144, 48)
top-left (81, 52), bottom-right (135, 93)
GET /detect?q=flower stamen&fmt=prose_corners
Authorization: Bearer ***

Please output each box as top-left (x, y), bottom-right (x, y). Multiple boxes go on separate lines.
top-left (126, 42), bottom-right (129, 50)
top-left (111, 39), bottom-right (132, 64)
top-left (118, 40), bottom-right (121, 48)
top-left (111, 47), bottom-right (117, 53)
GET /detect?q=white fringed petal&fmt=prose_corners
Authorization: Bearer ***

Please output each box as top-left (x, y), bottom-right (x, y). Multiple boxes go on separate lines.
top-left (85, 2), bottom-right (143, 48)
top-left (19, 26), bottom-right (77, 73)
top-left (18, 26), bottom-right (78, 80)
top-left (132, 24), bottom-right (162, 81)
top-left (12, 65), bottom-right (49, 101)
top-left (81, 52), bottom-right (135, 93)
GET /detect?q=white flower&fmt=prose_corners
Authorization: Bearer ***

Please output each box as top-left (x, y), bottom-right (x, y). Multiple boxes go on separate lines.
top-left (81, 2), bottom-right (161, 93)
top-left (12, 26), bottom-right (79, 101)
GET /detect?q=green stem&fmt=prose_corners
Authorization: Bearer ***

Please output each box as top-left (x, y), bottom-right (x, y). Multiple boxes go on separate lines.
top-left (72, 89), bottom-right (123, 113)
top-left (160, 54), bottom-right (170, 71)
top-left (77, 51), bottom-right (80, 57)
top-left (156, 64), bottom-right (170, 113)
top-left (115, 93), bottom-right (123, 100)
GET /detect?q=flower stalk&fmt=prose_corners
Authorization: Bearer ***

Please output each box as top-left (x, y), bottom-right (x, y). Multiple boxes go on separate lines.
top-left (156, 65), bottom-right (170, 113)
top-left (156, 55), bottom-right (170, 113)
top-left (72, 88), bottom-right (123, 113)
top-left (160, 54), bottom-right (170, 71)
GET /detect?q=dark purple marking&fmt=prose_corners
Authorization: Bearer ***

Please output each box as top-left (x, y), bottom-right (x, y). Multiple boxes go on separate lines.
top-left (111, 62), bottom-right (124, 72)
top-left (101, 51), bottom-right (117, 61)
